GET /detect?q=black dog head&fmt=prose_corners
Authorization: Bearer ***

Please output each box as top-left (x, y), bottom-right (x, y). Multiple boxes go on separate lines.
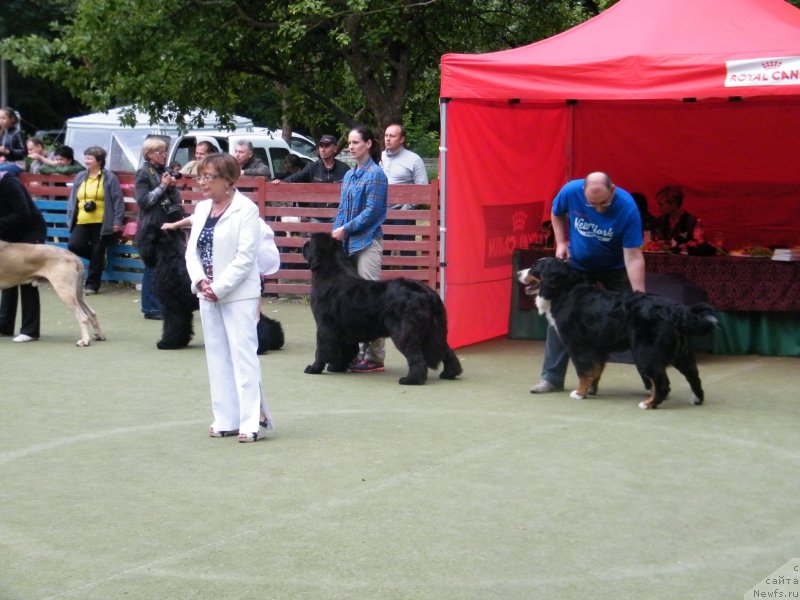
top-left (303, 233), bottom-right (344, 271)
top-left (521, 257), bottom-right (585, 300)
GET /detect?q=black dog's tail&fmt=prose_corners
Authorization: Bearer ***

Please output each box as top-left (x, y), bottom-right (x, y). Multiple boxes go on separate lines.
top-left (411, 289), bottom-right (462, 379)
top-left (671, 303), bottom-right (718, 336)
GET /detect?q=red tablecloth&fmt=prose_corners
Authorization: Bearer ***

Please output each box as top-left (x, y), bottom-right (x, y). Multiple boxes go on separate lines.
top-left (516, 249), bottom-right (800, 312)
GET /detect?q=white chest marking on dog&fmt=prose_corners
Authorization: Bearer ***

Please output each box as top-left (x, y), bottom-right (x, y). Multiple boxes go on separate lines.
top-left (535, 296), bottom-right (557, 331)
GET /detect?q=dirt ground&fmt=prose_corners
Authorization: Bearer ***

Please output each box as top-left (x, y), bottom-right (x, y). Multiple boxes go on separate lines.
top-left (1, 284), bottom-right (798, 599)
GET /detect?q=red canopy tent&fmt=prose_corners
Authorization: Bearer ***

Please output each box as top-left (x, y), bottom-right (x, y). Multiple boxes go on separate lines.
top-left (438, 0), bottom-right (800, 348)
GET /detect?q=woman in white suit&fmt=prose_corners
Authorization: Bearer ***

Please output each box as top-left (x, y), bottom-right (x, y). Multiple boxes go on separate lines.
top-left (185, 153), bottom-right (273, 442)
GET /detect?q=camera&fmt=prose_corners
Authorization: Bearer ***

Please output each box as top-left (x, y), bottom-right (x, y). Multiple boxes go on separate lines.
top-left (168, 170), bottom-right (183, 180)
top-left (161, 198), bottom-right (184, 219)
top-left (83, 200), bottom-right (97, 213)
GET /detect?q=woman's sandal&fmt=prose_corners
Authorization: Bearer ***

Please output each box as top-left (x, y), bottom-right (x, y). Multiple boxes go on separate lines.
top-left (238, 420), bottom-right (273, 443)
top-left (209, 426), bottom-right (239, 438)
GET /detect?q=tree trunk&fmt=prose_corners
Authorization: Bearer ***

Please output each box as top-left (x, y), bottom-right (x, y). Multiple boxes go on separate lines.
top-left (342, 14), bottom-right (409, 132)
top-left (275, 82), bottom-right (293, 144)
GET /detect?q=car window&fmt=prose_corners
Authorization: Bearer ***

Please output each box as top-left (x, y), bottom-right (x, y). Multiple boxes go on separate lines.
top-left (172, 137), bottom-right (197, 167)
top-left (290, 136), bottom-right (316, 157)
top-left (253, 147), bottom-right (270, 166)
top-left (269, 148), bottom-right (290, 179)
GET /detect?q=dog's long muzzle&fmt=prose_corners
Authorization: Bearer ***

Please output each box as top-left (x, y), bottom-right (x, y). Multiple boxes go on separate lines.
top-left (516, 269), bottom-right (541, 296)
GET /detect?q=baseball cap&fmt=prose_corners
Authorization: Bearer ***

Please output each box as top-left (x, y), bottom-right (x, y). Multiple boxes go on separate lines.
top-left (318, 134), bottom-right (337, 146)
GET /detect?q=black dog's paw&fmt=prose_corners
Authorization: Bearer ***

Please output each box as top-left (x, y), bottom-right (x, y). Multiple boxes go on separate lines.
top-left (156, 340), bottom-right (186, 350)
top-left (399, 376), bottom-right (425, 385)
top-left (327, 363), bottom-right (348, 373)
top-left (304, 363), bottom-right (324, 374)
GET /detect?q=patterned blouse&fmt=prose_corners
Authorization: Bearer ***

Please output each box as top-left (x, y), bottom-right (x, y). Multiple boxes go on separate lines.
top-left (197, 214), bottom-right (222, 279)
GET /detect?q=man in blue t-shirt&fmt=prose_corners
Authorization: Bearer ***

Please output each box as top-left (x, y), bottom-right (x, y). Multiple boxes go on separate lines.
top-left (531, 172), bottom-right (646, 394)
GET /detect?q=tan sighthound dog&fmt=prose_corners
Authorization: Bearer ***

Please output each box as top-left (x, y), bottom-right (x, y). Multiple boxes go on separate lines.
top-left (0, 241), bottom-right (105, 346)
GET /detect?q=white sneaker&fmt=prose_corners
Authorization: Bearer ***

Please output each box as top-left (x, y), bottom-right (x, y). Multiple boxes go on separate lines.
top-left (530, 379), bottom-right (561, 394)
top-left (12, 334), bottom-right (38, 343)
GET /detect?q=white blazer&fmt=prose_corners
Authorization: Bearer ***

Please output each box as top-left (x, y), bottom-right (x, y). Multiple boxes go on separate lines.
top-left (185, 190), bottom-right (261, 303)
top-left (257, 219), bottom-right (280, 276)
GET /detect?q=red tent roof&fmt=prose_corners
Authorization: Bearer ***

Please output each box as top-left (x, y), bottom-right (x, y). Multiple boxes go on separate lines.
top-left (441, 0), bottom-right (800, 101)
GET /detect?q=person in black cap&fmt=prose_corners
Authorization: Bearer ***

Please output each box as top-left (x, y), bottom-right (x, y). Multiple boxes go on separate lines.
top-left (273, 134), bottom-right (350, 184)
top-left (272, 134), bottom-right (351, 223)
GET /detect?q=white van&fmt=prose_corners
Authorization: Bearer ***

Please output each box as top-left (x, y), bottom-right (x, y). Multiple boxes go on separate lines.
top-left (65, 106), bottom-right (256, 171)
top-left (168, 132), bottom-right (313, 179)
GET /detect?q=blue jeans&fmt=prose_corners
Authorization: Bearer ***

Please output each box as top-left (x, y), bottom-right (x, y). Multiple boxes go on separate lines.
top-left (539, 266), bottom-right (632, 387)
top-left (140, 266), bottom-right (162, 317)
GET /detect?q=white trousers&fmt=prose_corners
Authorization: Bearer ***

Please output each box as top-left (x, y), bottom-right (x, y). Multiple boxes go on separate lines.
top-left (199, 297), bottom-right (272, 434)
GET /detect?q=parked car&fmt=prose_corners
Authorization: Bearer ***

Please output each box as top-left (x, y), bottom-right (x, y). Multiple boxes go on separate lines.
top-left (168, 132), bottom-right (313, 179)
top-left (33, 129), bottom-right (67, 147)
top-left (251, 128), bottom-right (317, 158)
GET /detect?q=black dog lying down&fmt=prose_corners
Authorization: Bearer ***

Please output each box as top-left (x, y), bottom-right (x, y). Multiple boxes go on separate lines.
top-left (257, 312), bottom-right (285, 355)
top-left (518, 257), bottom-right (717, 409)
top-left (302, 233), bottom-right (462, 385)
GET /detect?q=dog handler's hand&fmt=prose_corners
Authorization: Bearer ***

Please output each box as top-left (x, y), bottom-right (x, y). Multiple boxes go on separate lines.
top-left (331, 227), bottom-right (346, 241)
top-left (555, 243), bottom-right (570, 260)
top-left (197, 279), bottom-right (218, 302)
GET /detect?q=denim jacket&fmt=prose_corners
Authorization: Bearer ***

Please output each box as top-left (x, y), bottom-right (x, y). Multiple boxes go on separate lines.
top-left (333, 157), bottom-right (387, 256)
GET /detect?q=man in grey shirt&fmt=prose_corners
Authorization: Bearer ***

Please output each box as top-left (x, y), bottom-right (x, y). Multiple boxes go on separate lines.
top-left (381, 123), bottom-right (428, 255)
top-left (382, 124), bottom-right (428, 187)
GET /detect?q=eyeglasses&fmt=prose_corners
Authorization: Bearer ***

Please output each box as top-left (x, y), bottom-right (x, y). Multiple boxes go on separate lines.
top-left (586, 196), bottom-right (614, 210)
top-left (197, 174), bottom-right (222, 182)
top-left (151, 150), bottom-right (167, 156)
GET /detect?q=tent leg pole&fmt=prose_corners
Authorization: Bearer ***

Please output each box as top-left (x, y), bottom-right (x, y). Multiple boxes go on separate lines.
top-left (566, 101), bottom-right (575, 180)
top-left (438, 98), bottom-right (450, 302)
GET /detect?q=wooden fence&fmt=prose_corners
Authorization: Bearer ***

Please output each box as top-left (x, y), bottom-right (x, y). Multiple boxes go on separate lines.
top-left (20, 173), bottom-right (441, 295)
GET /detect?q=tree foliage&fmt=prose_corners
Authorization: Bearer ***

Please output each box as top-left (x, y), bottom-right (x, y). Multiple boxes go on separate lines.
top-left (0, 0), bottom-right (87, 131)
top-left (2, 0), bottom-right (599, 141)
top-left (15, 0), bottom-right (800, 146)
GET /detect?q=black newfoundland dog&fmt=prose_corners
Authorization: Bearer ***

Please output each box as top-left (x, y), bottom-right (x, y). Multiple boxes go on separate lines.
top-left (148, 228), bottom-right (284, 353)
top-left (150, 228), bottom-right (198, 349)
top-left (518, 257), bottom-right (717, 409)
top-left (302, 233), bottom-right (462, 385)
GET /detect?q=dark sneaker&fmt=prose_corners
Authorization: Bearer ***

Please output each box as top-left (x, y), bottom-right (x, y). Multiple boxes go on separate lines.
top-left (349, 360), bottom-right (385, 373)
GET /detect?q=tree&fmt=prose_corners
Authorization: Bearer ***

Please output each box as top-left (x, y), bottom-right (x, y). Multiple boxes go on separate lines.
top-left (6, 0), bottom-right (800, 141)
top-left (0, 0), bottom-right (87, 133)
top-left (3, 0), bottom-right (598, 141)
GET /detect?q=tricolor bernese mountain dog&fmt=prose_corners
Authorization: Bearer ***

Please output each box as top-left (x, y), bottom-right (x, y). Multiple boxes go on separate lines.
top-left (518, 257), bottom-right (717, 409)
